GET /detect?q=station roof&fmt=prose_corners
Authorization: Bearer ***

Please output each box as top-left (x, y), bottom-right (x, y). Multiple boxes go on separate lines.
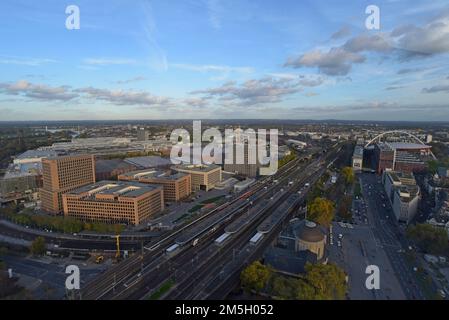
top-left (388, 142), bottom-right (431, 150)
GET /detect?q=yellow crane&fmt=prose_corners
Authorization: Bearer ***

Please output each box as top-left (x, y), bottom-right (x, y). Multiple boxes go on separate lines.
top-left (115, 235), bottom-right (120, 260)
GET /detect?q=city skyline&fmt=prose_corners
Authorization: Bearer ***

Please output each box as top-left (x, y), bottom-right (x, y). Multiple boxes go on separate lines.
top-left (1, 0), bottom-right (449, 121)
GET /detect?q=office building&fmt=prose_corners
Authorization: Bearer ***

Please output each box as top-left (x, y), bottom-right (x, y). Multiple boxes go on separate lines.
top-left (374, 142), bottom-right (430, 174)
top-left (352, 145), bottom-right (364, 172)
top-left (383, 171), bottom-right (420, 224)
top-left (63, 181), bottom-right (164, 225)
top-left (224, 140), bottom-right (259, 177)
top-left (118, 169), bottom-right (191, 202)
top-left (40, 155), bottom-right (96, 214)
top-left (172, 164), bottom-right (222, 191)
top-left (137, 128), bottom-right (149, 141)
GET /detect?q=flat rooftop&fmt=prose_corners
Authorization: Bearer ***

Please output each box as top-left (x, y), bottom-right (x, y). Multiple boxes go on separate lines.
top-left (120, 169), bottom-right (187, 180)
top-left (66, 180), bottom-right (162, 199)
top-left (388, 142), bottom-right (431, 150)
top-left (15, 149), bottom-right (58, 160)
top-left (172, 164), bottom-right (221, 173)
top-left (124, 156), bottom-right (171, 168)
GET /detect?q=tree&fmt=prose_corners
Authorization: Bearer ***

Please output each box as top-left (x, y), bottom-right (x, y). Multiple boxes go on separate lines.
top-left (406, 224), bottom-right (449, 254)
top-left (294, 278), bottom-right (317, 300)
top-left (307, 197), bottom-right (335, 227)
top-left (304, 263), bottom-right (347, 300)
top-left (240, 261), bottom-right (272, 293)
top-left (272, 275), bottom-right (295, 299)
top-left (341, 167), bottom-right (355, 185)
top-left (30, 237), bottom-right (46, 256)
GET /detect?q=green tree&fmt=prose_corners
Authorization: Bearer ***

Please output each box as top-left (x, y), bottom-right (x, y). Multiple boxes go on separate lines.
top-left (307, 197), bottom-right (335, 227)
top-left (341, 167), bottom-right (355, 185)
top-left (271, 275), bottom-right (295, 299)
top-left (294, 278), bottom-right (317, 300)
top-left (304, 263), bottom-right (347, 300)
top-left (30, 237), bottom-right (46, 256)
top-left (240, 261), bottom-right (272, 293)
top-left (406, 224), bottom-right (449, 254)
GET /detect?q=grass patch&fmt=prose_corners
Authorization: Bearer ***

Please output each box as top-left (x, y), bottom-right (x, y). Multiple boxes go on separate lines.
top-left (172, 214), bottom-right (189, 224)
top-left (200, 195), bottom-right (225, 204)
top-left (148, 279), bottom-right (175, 300)
top-left (188, 204), bottom-right (204, 213)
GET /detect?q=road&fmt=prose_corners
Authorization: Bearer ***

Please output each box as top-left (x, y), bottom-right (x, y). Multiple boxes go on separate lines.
top-left (359, 172), bottom-right (425, 300)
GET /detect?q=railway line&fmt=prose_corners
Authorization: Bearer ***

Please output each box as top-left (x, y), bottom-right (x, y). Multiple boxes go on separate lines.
top-left (80, 152), bottom-right (311, 299)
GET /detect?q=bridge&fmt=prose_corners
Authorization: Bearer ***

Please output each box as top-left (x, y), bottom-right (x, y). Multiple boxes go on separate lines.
top-left (364, 130), bottom-right (436, 160)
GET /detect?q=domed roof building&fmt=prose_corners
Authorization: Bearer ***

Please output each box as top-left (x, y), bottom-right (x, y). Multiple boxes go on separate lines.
top-left (292, 220), bottom-right (327, 260)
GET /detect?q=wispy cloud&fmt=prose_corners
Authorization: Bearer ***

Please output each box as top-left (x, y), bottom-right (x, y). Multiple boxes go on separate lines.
top-left (422, 84), bottom-right (449, 93)
top-left (83, 58), bottom-right (137, 66)
top-left (205, 0), bottom-right (223, 29)
top-left (0, 56), bottom-right (57, 67)
top-left (115, 76), bottom-right (147, 84)
top-left (139, 1), bottom-right (168, 71)
top-left (171, 63), bottom-right (253, 74)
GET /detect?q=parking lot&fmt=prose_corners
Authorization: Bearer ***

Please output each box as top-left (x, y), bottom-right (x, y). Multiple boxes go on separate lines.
top-left (328, 220), bottom-right (406, 300)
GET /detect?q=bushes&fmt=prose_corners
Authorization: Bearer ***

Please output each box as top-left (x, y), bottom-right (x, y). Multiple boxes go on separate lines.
top-left (30, 237), bottom-right (46, 256)
top-left (406, 224), bottom-right (449, 255)
top-left (257, 263), bottom-right (348, 300)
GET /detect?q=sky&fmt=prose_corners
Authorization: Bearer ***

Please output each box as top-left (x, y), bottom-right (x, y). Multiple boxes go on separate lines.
top-left (0, 0), bottom-right (449, 121)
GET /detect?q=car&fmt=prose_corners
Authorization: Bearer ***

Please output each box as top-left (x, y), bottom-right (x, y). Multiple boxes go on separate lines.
top-left (438, 290), bottom-right (446, 298)
top-left (338, 234), bottom-right (343, 239)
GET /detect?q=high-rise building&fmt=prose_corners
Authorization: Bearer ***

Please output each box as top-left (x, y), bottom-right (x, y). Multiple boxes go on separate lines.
top-left (352, 146), bottom-right (364, 172)
top-left (40, 155), bottom-right (96, 214)
top-left (223, 140), bottom-right (259, 177)
top-left (118, 169), bottom-right (191, 202)
top-left (63, 181), bottom-right (164, 225)
top-left (382, 171), bottom-right (420, 224)
top-left (137, 128), bottom-right (149, 141)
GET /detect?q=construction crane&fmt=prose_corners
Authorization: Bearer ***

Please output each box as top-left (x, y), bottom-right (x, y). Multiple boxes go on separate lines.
top-left (115, 235), bottom-right (121, 261)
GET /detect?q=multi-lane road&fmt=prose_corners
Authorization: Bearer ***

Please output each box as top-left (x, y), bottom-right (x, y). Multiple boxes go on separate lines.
top-left (360, 173), bottom-right (425, 300)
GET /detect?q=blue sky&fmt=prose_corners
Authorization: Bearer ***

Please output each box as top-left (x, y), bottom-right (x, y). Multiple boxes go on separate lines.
top-left (0, 0), bottom-right (449, 121)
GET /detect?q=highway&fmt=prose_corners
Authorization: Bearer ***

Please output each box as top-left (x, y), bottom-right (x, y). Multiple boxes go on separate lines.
top-left (79, 150), bottom-right (319, 300)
